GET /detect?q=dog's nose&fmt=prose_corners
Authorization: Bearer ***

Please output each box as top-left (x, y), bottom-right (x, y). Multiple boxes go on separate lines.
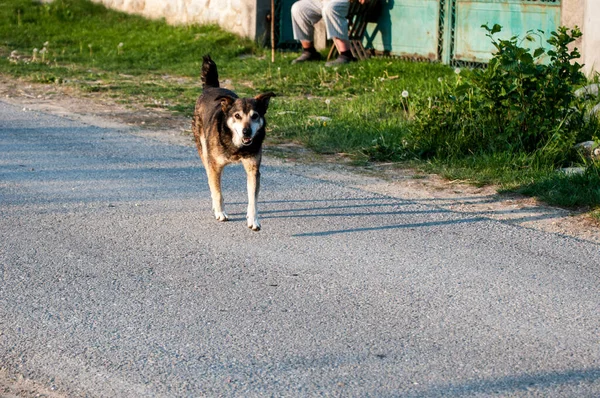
top-left (242, 127), bottom-right (252, 137)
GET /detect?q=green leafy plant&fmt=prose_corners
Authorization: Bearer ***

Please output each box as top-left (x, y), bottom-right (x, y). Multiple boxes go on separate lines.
top-left (408, 24), bottom-right (590, 165)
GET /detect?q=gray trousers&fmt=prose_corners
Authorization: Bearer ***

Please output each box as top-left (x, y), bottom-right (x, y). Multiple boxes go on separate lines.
top-left (291, 0), bottom-right (350, 42)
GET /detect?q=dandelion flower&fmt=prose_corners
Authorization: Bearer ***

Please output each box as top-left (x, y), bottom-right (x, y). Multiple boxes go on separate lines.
top-left (325, 99), bottom-right (331, 105)
top-left (438, 77), bottom-right (443, 83)
top-left (39, 47), bottom-right (48, 62)
top-left (401, 90), bottom-right (409, 98)
top-left (454, 67), bottom-right (461, 74)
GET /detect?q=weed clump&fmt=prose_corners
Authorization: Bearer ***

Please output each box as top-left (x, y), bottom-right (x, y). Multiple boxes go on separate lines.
top-left (405, 25), bottom-right (595, 167)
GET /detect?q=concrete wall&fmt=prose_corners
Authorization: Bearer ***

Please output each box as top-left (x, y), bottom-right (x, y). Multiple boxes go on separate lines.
top-left (90, 0), bottom-right (271, 42)
top-left (562, 0), bottom-right (600, 77)
top-left (582, 0), bottom-right (600, 77)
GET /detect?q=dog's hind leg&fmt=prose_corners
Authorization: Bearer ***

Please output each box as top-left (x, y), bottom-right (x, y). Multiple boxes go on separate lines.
top-left (242, 157), bottom-right (261, 231)
top-left (206, 163), bottom-right (228, 222)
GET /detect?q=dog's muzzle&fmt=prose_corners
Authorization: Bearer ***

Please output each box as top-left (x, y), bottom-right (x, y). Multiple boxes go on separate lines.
top-left (242, 127), bottom-right (253, 145)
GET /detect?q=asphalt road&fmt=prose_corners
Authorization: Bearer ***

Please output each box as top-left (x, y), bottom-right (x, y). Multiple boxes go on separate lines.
top-left (1, 100), bottom-right (600, 397)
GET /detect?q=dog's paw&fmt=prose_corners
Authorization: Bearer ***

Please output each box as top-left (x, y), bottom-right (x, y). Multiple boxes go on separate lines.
top-left (247, 219), bottom-right (261, 231)
top-left (214, 211), bottom-right (229, 222)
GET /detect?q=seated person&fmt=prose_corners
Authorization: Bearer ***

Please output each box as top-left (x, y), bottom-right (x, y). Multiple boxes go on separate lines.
top-left (291, 0), bottom-right (366, 66)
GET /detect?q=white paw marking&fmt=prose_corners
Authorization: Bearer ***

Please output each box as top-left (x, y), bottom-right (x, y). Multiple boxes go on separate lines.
top-left (215, 211), bottom-right (229, 222)
top-left (248, 218), bottom-right (261, 231)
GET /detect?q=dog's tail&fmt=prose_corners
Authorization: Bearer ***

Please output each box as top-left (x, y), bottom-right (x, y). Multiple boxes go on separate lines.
top-left (201, 54), bottom-right (219, 89)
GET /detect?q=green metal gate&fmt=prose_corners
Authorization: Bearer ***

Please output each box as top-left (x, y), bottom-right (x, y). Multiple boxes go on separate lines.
top-left (275, 0), bottom-right (561, 65)
top-left (365, 0), bottom-right (442, 60)
top-left (275, 0), bottom-right (301, 49)
top-left (365, 0), bottom-right (561, 65)
top-left (449, 0), bottom-right (561, 64)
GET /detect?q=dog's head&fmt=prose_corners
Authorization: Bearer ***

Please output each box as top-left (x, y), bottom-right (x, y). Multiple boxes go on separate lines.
top-left (217, 92), bottom-right (276, 147)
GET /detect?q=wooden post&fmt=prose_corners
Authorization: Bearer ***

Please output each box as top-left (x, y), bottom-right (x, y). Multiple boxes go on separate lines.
top-left (271, 0), bottom-right (275, 62)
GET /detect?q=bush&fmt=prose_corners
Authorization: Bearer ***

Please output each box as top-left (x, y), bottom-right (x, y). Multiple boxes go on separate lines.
top-left (406, 24), bottom-right (592, 166)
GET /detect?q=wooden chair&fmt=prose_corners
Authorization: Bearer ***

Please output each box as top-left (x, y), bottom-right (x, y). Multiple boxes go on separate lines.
top-left (327, 0), bottom-right (381, 61)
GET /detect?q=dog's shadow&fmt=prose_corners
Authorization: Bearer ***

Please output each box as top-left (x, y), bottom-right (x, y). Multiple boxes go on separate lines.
top-left (226, 195), bottom-right (568, 237)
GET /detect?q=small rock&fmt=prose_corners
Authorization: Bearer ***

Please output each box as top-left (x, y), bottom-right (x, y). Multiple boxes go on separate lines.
top-left (559, 167), bottom-right (586, 175)
top-left (575, 84), bottom-right (599, 98)
top-left (310, 116), bottom-right (332, 122)
top-left (574, 141), bottom-right (600, 160)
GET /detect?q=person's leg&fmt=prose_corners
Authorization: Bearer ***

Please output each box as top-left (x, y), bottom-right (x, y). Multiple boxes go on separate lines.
top-left (322, 0), bottom-right (350, 50)
top-left (291, 0), bottom-right (323, 48)
top-left (333, 37), bottom-right (350, 53)
top-left (322, 0), bottom-right (357, 66)
top-left (291, 0), bottom-right (325, 63)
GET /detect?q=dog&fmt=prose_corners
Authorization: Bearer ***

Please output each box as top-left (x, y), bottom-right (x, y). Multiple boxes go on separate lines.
top-left (192, 55), bottom-right (275, 231)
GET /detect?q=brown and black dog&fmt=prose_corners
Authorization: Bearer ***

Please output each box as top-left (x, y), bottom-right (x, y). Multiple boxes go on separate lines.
top-left (192, 55), bottom-right (275, 231)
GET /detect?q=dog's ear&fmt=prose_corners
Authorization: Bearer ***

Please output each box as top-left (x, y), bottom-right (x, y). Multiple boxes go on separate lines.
top-left (254, 92), bottom-right (276, 114)
top-left (216, 95), bottom-right (236, 113)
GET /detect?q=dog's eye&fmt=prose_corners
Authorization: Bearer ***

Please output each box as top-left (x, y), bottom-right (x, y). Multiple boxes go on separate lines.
top-left (234, 113), bottom-right (242, 120)
top-left (251, 113), bottom-right (259, 120)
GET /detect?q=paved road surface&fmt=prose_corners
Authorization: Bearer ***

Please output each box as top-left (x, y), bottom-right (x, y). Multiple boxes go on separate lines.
top-left (1, 100), bottom-right (600, 397)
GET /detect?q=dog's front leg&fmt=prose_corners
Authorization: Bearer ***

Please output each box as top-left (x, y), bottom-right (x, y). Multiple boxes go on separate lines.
top-left (206, 163), bottom-right (228, 222)
top-left (242, 158), bottom-right (261, 231)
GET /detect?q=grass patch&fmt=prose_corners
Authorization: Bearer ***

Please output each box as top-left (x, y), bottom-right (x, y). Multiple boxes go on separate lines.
top-left (513, 164), bottom-right (600, 209)
top-left (1, 0), bottom-right (599, 212)
top-left (424, 154), bottom-right (600, 211)
top-left (422, 152), bottom-right (551, 188)
top-left (1, 0), bottom-right (255, 74)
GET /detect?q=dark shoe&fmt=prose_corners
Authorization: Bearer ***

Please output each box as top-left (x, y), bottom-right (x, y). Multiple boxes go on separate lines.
top-left (325, 54), bottom-right (357, 67)
top-left (291, 51), bottom-right (323, 64)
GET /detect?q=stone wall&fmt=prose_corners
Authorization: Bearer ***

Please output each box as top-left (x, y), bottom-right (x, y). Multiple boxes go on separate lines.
top-left (581, 0), bottom-right (600, 77)
top-left (90, 0), bottom-right (271, 42)
top-left (562, 0), bottom-right (600, 77)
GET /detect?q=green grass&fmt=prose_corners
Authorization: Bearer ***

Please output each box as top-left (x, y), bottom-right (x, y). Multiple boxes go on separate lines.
top-left (1, 0), bottom-right (599, 213)
top-left (421, 153), bottom-right (600, 212)
top-left (1, 0), bottom-right (255, 73)
top-left (513, 164), bottom-right (600, 209)
top-left (0, 0), bottom-right (452, 155)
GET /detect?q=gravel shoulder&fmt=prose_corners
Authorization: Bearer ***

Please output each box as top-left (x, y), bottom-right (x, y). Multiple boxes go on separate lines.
top-left (0, 368), bottom-right (67, 398)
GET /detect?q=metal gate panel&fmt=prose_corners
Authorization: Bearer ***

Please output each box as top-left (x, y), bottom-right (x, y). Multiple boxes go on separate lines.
top-left (275, 0), bottom-right (301, 48)
top-left (276, 0), bottom-right (562, 65)
top-left (366, 0), bottom-right (441, 60)
top-left (452, 0), bottom-right (561, 63)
